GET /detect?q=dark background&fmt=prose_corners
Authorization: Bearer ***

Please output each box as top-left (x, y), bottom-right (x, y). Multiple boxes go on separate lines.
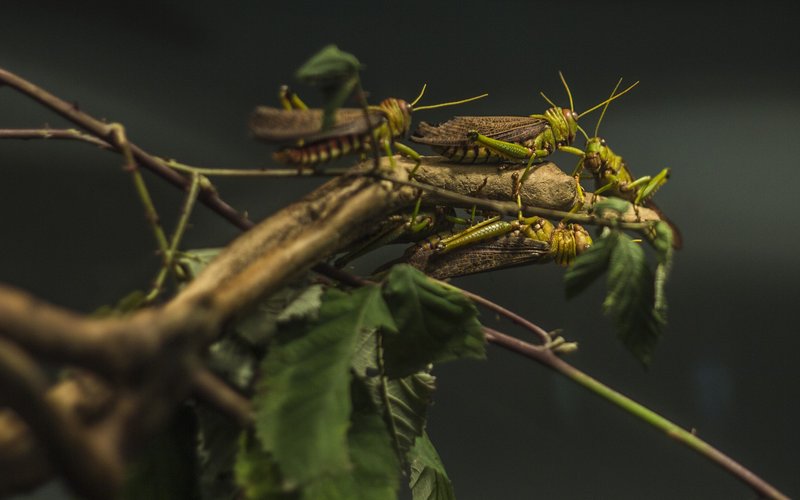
top-left (3, 1), bottom-right (798, 499)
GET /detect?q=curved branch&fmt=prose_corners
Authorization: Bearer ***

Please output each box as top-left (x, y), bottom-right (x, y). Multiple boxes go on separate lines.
top-left (482, 327), bottom-right (789, 500)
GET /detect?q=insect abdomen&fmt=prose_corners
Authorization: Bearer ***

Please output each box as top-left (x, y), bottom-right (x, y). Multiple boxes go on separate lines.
top-left (434, 137), bottom-right (537, 163)
top-left (273, 134), bottom-right (367, 165)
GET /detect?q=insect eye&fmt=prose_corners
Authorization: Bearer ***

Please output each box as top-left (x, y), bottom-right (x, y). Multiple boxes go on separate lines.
top-left (600, 139), bottom-right (606, 146)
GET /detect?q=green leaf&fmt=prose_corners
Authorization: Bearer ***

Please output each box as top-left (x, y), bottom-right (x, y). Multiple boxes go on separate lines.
top-left (254, 285), bottom-right (396, 487)
top-left (178, 247), bottom-right (223, 280)
top-left (650, 220), bottom-right (674, 260)
top-left (303, 379), bottom-right (400, 500)
top-left (295, 45), bottom-right (361, 86)
top-left (652, 222), bottom-right (673, 326)
top-left (385, 372), bottom-right (436, 461)
top-left (122, 406), bottom-right (199, 500)
top-left (564, 231), bottom-right (618, 299)
top-left (604, 234), bottom-right (664, 366)
top-left (350, 323), bottom-right (436, 465)
top-left (381, 265), bottom-right (486, 378)
top-left (408, 433), bottom-right (455, 500)
top-left (295, 45), bottom-right (362, 131)
top-left (235, 432), bottom-right (298, 499)
top-left (593, 197), bottom-right (631, 216)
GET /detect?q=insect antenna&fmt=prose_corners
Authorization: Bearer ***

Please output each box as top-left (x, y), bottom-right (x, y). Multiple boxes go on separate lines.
top-left (412, 91), bottom-right (489, 111)
top-left (539, 91), bottom-right (559, 108)
top-left (410, 83), bottom-right (428, 107)
top-left (594, 78), bottom-right (624, 137)
top-left (577, 80), bottom-right (639, 119)
top-left (577, 124), bottom-right (590, 142)
top-left (559, 70), bottom-right (575, 112)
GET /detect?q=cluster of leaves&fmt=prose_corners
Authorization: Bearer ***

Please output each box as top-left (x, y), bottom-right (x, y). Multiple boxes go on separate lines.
top-left (564, 198), bottom-right (674, 366)
top-left (235, 264), bottom-right (486, 499)
top-left (121, 252), bottom-right (487, 499)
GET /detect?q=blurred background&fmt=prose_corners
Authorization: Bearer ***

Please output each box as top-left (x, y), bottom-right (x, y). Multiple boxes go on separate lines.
top-left (2, 1), bottom-right (798, 498)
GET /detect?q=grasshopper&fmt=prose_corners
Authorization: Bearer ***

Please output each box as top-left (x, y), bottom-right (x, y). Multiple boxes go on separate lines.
top-left (432, 215), bottom-right (592, 266)
top-left (249, 85), bottom-right (487, 168)
top-left (571, 79), bottom-right (681, 248)
top-left (384, 215), bottom-right (591, 279)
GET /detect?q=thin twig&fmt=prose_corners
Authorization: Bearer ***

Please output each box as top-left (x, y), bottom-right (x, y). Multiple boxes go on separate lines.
top-left (482, 327), bottom-right (789, 500)
top-left (0, 128), bottom-right (111, 148)
top-left (436, 280), bottom-right (552, 345)
top-left (0, 67), bottom-right (254, 231)
top-left (376, 171), bottom-right (659, 232)
top-left (146, 172), bottom-right (201, 303)
top-left (109, 124), bottom-right (170, 254)
top-left (191, 368), bottom-right (254, 427)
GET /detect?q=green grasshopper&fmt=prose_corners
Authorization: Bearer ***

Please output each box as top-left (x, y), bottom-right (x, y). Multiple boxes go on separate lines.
top-left (387, 215), bottom-right (592, 279)
top-left (433, 215), bottom-right (592, 266)
top-left (249, 85), bottom-right (487, 167)
top-left (571, 79), bottom-right (681, 248)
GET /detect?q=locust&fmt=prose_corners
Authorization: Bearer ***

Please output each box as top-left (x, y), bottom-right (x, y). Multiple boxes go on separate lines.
top-left (571, 79), bottom-right (681, 248)
top-left (384, 215), bottom-right (592, 279)
top-left (249, 85), bottom-right (487, 168)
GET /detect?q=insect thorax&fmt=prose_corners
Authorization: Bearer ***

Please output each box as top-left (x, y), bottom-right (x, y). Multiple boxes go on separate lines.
top-left (379, 98), bottom-right (413, 138)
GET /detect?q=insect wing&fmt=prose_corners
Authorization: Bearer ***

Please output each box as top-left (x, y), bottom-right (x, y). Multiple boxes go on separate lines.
top-left (411, 116), bottom-right (549, 146)
top-left (423, 233), bottom-right (551, 279)
top-left (249, 107), bottom-right (387, 143)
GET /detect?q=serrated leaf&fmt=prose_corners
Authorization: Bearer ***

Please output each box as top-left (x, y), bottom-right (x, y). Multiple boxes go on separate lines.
top-left (385, 372), bottom-right (436, 461)
top-left (381, 265), bottom-right (485, 378)
top-left (408, 433), bottom-right (455, 500)
top-left (604, 234), bottom-right (664, 366)
top-left (303, 378), bottom-right (400, 500)
top-left (254, 285), bottom-right (396, 487)
top-left (235, 432), bottom-right (298, 499)
top-left (564, 231), bottom-right (618, 299)
top-left (350, 326), bottom-right (436, 466)
top-left (593, 197), bottom-right (631, 216)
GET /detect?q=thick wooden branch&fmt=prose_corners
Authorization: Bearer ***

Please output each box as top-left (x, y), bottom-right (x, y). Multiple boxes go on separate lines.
top-left (0, 162), bottom-right (418, 497)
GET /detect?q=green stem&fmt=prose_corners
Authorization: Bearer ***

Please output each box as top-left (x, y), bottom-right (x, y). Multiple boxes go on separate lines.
top-left (145, 173), bottom-right (202, 303)
top-left (164, 159), bottom-right (347, 177)
top-left (482, 327), bottom-right (789, 500)
top-left (109, 124), bottom-right (169, 254)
